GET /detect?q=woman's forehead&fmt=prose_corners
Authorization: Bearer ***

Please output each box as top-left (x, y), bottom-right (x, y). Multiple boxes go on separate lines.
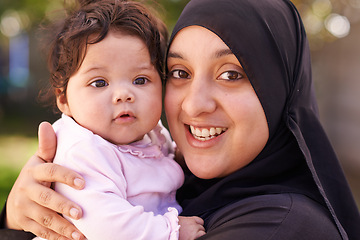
top-left (169, 26), bottom-right (237, 61)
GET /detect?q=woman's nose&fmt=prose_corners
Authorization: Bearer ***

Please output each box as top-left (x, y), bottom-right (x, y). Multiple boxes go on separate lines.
top-left (181, 77), bottom-right (216, 117)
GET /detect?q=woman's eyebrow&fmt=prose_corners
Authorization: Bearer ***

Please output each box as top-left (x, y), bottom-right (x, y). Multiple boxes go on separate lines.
top-left (167, 48), bottom-right (233, 60)
top-left (167, 51), bottom-right (184, 59)
top-left (214, 48), bottom-right (234, 58)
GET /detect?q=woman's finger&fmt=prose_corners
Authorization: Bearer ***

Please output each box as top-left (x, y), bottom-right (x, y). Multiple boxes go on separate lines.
top-left (36, 121), bottom-right (57, 162)
top-left (31, 162), bottom-right (85, 190)
top-left (26, 202), bottom-right (85, 240)
top-left (27, 181), bottom-right (83, 220)
top-left (24, 217), bottom-right (80, 240)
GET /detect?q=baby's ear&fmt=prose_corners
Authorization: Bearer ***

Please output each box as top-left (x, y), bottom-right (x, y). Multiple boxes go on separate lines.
top-left (55, 88), bottom-right (71, 116)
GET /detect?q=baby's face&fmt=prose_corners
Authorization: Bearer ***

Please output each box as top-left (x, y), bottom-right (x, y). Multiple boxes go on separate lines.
top-left (58, 31), bottom-right (162, 145)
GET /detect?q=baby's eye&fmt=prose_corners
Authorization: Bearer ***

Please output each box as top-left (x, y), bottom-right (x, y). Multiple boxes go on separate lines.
top-left (218, 71), bottom-right (244, 81)
top-left (90, 79), bottom-right (108, 88)
top-left (133, 77), bottom-right (148, 85)
top-left (170, 70), bottom-right (190, 79)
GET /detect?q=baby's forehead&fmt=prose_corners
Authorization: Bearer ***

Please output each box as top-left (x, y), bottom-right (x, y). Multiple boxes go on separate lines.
top-left (81, 34), bottom-right (152, 65)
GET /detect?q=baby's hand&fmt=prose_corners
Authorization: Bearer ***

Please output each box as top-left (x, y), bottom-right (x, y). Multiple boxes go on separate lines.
top-left (178, 216), bottom-right (206, 240)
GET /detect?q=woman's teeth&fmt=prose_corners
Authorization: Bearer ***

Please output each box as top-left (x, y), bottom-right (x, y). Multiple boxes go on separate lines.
top-left (190, 126), bottom-right (227, 141)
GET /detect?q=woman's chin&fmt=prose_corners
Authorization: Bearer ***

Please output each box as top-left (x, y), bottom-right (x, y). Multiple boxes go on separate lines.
top-left (186, 160), bottom-right (223, 179)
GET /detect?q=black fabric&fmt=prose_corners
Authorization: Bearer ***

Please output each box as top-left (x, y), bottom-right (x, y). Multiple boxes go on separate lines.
top-left (0, 229), bottom-right (35, 240)
top-left (198, 193), bottom-right (341, 240)
top-left (0, 205), bottom-right (5, 230)
top-left (0, 203), bottom-right (35, 240)
top-left (170, 0), bottom-right (360, 239)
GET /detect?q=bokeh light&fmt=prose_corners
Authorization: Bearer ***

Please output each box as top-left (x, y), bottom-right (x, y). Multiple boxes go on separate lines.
top-left (303, 10), bottom-right (324, 35)
top-left (0, 10), bottom-right (30, 38)
top-left (1, 11), bottom-right (22, 37)
top-left (312, 0), bottom-right (332, 17)
top-left (325, 13), bottom-right (351, 38)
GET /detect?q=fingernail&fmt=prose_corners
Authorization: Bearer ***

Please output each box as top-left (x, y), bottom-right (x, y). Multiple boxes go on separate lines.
top-left (72, 231), bottom-right (81, 240)
top-left (74, 178), bottom-right (85, 188)
top-left (70, 208), bottom-right (80, 219)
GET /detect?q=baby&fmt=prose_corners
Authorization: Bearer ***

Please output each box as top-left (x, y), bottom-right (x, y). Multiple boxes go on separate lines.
top-left (35, 0), bottom-right (205, 239)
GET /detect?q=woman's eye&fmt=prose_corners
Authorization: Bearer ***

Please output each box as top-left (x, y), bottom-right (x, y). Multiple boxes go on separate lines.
top-left (133, 77), bottom-right (148, 85)
top-left (90, 79), bottom-right (108, 87)
top-left (170, 70), bottom-right (190, 79)
top-left (218, 71), bottom-right (244, 81)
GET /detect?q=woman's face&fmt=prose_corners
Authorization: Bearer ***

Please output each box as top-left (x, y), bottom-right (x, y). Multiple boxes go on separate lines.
top-left (165, 26), bottom-right (269, 179)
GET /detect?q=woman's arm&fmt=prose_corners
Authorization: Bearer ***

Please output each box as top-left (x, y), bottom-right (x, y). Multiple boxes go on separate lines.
top-left (198, 193), bottom-right (341, 240)
top-left (2, 122), bottom-right (86, 240)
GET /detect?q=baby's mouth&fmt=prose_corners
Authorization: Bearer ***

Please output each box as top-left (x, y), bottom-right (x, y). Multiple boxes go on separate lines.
top-left (189, 125), bottom-right (227, 141)
top-left (114, 111), bottom-right (136, 123)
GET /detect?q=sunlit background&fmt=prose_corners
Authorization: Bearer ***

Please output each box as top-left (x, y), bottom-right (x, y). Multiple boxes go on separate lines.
top-left (0, 0), bottom-right (359, 209)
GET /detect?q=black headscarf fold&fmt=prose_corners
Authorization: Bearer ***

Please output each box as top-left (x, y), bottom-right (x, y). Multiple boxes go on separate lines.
top-left (169, 0), bottom-right (360, 239)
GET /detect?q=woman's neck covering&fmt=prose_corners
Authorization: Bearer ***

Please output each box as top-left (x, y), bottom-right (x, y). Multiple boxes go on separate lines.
top-left (169, 0), bottom-right (360, 239)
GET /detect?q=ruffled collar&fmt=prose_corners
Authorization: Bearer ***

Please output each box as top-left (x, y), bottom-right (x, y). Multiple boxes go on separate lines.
top-left (117, 124), bottom-right (165, 159)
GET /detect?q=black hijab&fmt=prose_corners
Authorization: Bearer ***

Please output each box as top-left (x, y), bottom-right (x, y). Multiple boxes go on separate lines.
top-left (169, 0), bottom-right (360, 239)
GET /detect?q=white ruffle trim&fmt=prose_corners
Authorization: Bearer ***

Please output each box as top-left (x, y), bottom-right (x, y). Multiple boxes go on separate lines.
top-left (117, 145), bottom-right (162, 159)
top-left (164, 207), bottom-right (180, 240)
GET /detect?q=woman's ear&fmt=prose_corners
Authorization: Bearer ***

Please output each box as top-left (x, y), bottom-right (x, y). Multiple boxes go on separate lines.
top-left (55, 88), bottom-right (72, 116)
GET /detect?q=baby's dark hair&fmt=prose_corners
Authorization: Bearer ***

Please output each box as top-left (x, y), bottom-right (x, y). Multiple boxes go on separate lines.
top-left (42, 0), bottom-right (168, 111)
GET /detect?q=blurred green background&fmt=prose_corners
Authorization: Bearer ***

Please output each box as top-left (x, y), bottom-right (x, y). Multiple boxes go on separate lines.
top-left (1, 0), bottom-right (360, 210)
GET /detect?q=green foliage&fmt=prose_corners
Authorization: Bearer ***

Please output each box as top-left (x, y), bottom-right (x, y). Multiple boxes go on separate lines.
top-left (154, 0), bottom-right (190, 29)
top-left (0, 165), bottom-right (19, 207)
top-left (0, 0), bottom-right (190, 33)
top-left (0, 0), bottom-right (50, 27)
top-left (0, 134), bottom-right (38, 208)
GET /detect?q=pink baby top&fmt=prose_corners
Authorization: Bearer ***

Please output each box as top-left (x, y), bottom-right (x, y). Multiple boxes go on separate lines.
top-left (52, 114), bottom-right (184, 240)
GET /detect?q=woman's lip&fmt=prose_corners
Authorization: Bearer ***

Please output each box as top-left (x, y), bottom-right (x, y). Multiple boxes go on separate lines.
top-left (184, 124), bottom-right (225, 147)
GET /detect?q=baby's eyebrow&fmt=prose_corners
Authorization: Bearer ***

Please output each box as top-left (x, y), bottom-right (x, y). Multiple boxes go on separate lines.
top-left (135, 63), bottom-right (155, 71)
top-left (82, 66), bottom-right (104, 74)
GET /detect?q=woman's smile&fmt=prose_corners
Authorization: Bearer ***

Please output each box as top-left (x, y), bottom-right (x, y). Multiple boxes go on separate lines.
top-left (189, 125), bottom-right (228, 141)
top-left (186, 124), bottom-right (228, 143)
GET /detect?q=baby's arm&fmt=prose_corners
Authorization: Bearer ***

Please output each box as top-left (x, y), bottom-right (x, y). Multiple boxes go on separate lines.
top-left (178, 216), bottom-right (206, 240)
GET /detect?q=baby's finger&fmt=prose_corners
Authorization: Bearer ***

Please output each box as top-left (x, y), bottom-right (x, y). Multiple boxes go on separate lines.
top-left (193, 216), bottom-right (204, 225)
top-left (196, 230), bottom-right (206, 238)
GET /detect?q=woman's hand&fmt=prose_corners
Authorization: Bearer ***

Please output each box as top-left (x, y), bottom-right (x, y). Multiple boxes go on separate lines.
top-left (5, 122), bottom-right (86, 240)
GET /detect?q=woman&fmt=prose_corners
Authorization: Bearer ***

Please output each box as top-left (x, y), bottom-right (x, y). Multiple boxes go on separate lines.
top-left (1, 0), bottom-right (359, 239)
